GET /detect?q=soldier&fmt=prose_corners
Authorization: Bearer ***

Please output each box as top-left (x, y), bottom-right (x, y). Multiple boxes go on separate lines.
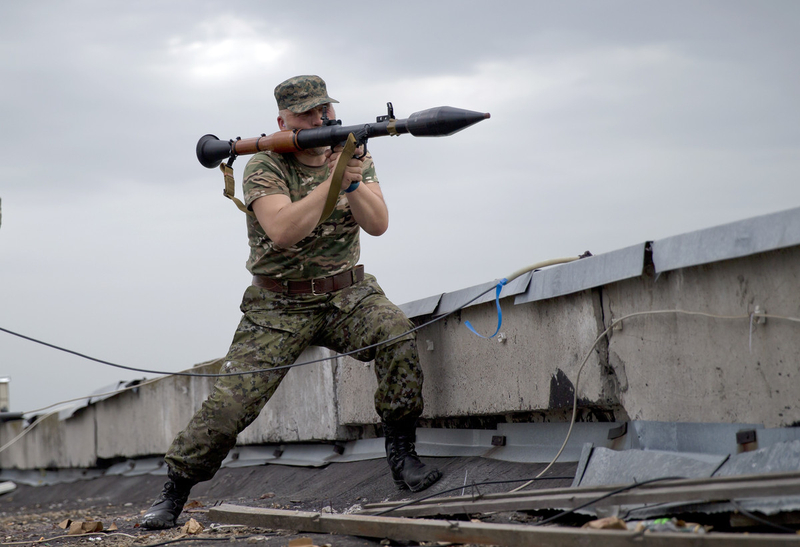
top-left (142, 75), bottom-right (441, 530)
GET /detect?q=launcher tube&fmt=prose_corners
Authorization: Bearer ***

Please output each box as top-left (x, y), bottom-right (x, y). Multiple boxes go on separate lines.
top-left (197, 106), bottom-right (490, 169)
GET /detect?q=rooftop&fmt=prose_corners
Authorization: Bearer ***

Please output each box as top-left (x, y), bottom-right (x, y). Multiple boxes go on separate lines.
top-left (3, 206), bottom-right (800, 545)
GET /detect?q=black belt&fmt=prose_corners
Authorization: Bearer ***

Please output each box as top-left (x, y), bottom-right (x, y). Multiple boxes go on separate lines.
top-left (252, 265), bottom-right (364, 295)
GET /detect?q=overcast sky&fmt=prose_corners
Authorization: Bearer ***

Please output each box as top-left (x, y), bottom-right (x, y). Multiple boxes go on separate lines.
top-left (1, 1), bottom-right (799, 414)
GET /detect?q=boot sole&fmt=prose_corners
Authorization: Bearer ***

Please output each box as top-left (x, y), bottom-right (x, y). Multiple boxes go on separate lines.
top-left (394, 469), bottom-right (442, 493)
top-left (141, 514), bottom-right (178, 530)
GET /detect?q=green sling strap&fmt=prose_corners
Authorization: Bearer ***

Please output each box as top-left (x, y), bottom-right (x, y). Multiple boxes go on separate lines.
top-left (318, 133), bottom-right (357, 226)
top-left (220, 162), bottom-right (254, 218)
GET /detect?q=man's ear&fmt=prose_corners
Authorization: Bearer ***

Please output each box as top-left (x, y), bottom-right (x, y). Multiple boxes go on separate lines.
top-left (277, 115), bottom-right (286, 130)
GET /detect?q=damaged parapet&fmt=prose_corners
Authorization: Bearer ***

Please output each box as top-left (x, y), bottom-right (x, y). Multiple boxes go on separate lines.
top-left (2, 207), bottom-right (800, 470)
top-left (340, 208), bottom-right (800, 429)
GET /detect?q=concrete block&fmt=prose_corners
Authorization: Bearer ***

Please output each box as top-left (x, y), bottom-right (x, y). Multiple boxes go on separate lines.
top-left (95, 348), bottom-right (341, 458)
top-left (336, 289), bottom-right (613, 424)
top-left (0, 420), bottom-right (27, 468)
top-left (236, 347), bottom-right (340, 443)
top-left (335, 357), bottom-right (380, 426)
top-left (95, 361), bottom-right (218, 459)
top-left (0, 407), bottom-right (95, 469)
top-left (603, 246), bottom-right (800, 427)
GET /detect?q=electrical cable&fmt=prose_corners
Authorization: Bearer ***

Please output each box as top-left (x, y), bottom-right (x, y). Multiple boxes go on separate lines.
top-left (0, 307), bottom-right (794, 535)
top-left (4, 306), bottom-right (786, 462)
top-left (371, 475), bottom-right (575, 517)
top-left (620, 500), bottom-right (680, 520)
top-left (2, 260), bottom-right (795, 494)
top-left (24, 376), bottom-right (157, 415)
top-left (2, 308), bottom-right (791, 455)
top-left (373, 475), bottom-right (689, 527)
top-left (729, 500), bottom-right (798, 534)
top-left (533, 476), bottom-right (685, 526)
top-left (623, 499), bottom-right (799, 534)
top-left (0, 258), bottom-right (577, 456)
top-left (0, 376), bottom-right (166, 456)
top-left (1, 248), bottom-right (794, 533)
top-left (0, 412), bottom-right (54, 455)
top-left (508, 307), bottom-right (783, 494)
top-left (0, 257), bottom-right (580, 381)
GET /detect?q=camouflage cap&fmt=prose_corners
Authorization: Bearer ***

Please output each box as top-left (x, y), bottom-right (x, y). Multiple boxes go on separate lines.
top-left (274, 75), bottom-right (339, 113)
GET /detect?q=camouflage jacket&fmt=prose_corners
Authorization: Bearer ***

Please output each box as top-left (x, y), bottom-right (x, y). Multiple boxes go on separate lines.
top-left (242, 151), bottom-right (378, 280)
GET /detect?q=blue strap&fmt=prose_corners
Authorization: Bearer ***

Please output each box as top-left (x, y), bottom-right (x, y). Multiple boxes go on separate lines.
top-left (465, 278), bottom-right (508, 338)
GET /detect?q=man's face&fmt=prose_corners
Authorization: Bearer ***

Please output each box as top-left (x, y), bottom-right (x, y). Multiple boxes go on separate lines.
top-left (279, 104), bottom-right (335, 131)
top-left (278, 104), bottom-right (335, 156)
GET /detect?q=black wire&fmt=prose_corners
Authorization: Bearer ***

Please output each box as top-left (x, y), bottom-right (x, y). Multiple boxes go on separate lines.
top-left (0, 281), bottom-right (500, 379)
top-left (620, 500), bottom-right (677, 519)
top-left (729, 500), bottom-right (797, 534)
top-left (372, 475), bottom-right (575, 516)
top-left (534, 476), bottom-right (685, 526)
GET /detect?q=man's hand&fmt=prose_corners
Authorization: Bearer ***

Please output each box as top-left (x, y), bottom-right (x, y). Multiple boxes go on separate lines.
top-left (325, 145), bottom-right (365, 190)
top-left (253, 143), bottom-right (387, 247)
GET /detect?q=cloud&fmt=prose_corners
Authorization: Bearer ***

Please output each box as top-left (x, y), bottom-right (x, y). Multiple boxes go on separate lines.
top-left (156, 15), bottom-right (290, 85)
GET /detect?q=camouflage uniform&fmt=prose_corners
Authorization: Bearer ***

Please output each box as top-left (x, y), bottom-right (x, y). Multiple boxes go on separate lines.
top-left (242, 149), bottom-right (377, 280)
top-left (164, 80), bottom-right (424, 483)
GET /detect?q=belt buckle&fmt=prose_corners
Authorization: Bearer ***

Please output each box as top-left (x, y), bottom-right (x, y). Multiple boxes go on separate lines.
top-left (311, 278), bottom-right (322, 295)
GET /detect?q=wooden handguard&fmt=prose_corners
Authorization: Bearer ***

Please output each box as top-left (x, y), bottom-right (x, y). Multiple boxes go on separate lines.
top-left (233, 130), bottom-right (300, 155)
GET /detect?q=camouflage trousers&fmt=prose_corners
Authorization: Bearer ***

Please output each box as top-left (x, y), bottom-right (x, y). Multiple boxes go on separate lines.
top-left (165, 274), bottom-right (424, 483)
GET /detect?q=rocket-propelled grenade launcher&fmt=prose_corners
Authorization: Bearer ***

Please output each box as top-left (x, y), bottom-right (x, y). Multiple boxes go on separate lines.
top-left (196, 103), bottom-right (491, 168)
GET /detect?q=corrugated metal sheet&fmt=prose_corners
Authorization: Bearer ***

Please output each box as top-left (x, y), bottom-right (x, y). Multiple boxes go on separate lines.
top-left (397, 208), bottom-right (800, 319)
top-left (398, 294), bottom-right (442, 319)
top-left (575, 447), bottom-right (726, 487)
top-left (467, 271), bottom-right (533, 308)
top-left (404, 245), bottom-right (646, 319)
top-left (433, 280), bottom-right (499, 317)
top-left (575, 439), bottom-right (800, 519)
top-left (515, 244), bottom-right (646, 304)
top-left (58, 379), bottom-right (145, 420)
top-left (715, 439), bottom-right (800, 477)
top-left (652, 206), bottom-right (800, 273)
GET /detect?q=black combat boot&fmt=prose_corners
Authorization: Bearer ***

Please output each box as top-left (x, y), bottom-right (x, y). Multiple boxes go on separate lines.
top-left (141, 475), bottom-right (194, 530)
top-left (384, 419), bottom-right (442, 492)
